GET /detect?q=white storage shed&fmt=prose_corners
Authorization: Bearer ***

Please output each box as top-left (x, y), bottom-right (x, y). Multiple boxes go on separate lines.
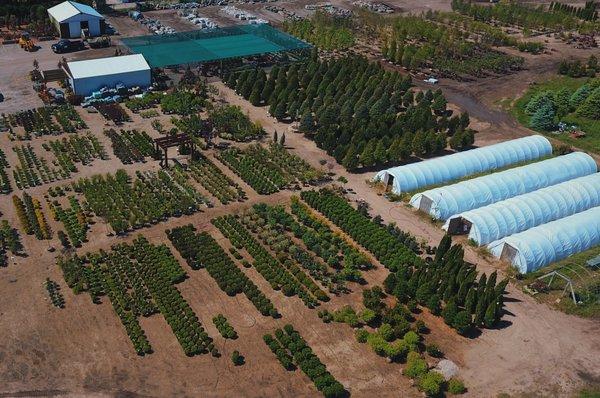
top-left (48, 1), bottom-right (105, 39)
top-left (65, 54), bottom-right (152, 96)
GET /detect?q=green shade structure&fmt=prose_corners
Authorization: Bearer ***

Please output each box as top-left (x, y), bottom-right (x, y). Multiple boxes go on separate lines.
top-left (121, 24), bottom-right (311, 68)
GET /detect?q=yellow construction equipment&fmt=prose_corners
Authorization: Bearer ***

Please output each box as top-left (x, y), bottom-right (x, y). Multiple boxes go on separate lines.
top-left (18, 32), bottom-right (36, 52)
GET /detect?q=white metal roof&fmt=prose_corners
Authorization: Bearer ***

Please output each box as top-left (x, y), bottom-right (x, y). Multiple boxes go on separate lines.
top-left (67, 54), bottom-right (150, 80)
top-left (48, 1), bottom-right (103, 23)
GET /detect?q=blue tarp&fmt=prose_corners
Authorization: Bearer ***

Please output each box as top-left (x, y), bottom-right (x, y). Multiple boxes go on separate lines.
top-left (488, 206), bottom-right (600, 273)
top-left (443, 173), bottom-right (600, 245)
top-left (373, 135), bottom-right (552, 194)
top-left (410, 152), bottom-right (598, 220)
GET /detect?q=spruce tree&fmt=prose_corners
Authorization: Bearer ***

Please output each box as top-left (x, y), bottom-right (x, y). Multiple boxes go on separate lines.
top-left (341, 145), bottom-right (359, 170)
top-left (360, 139), bottom-right (377, 167)
top-left (299, 112), bottom-right (316, 133)
top-left (249, 86), bottom-right (261, 106)
top-left (374, 140), bottom-right (388, 165)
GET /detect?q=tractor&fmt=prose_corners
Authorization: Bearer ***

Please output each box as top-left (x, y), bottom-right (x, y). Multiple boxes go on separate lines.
top-left (18, 32), bottom-right (36, 52)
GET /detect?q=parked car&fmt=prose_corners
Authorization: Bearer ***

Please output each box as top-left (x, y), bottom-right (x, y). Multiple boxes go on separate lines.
top-left (51, 39), bottom-right (85, 53)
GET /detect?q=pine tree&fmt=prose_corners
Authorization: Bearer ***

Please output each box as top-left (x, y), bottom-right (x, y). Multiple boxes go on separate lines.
top-left (280, 133), bottom-right (286, 147)
top-left (299, 111), bottom-right (316, 133)
top-left (387, 137), bottom-right (403, 161)
top-left (273, 131), bottom-right (278, 143)
top-left (341, 144), bottom-right (360, 170)
top-left (431, 95), bottom-right (447, 115)
top-left (374, 140), bottom-right (387, 165)
top-left (360, 139), bottom-right (377, 167)
top-left (249, 86), bottom-right (261, 106)
top-left (274, 102), bottom-right (287, 121)
top-left (412, 130), bottom-right (427, 156)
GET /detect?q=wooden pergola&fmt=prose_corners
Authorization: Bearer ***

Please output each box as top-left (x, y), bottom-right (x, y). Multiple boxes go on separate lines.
top-left (154, 134), bottom-right (196, 168)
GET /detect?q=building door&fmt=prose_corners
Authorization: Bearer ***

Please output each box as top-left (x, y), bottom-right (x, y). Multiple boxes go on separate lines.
top-left (80, 20), bottom-right (89, 37)
top-left (59, 23), bottom-right (69, 38)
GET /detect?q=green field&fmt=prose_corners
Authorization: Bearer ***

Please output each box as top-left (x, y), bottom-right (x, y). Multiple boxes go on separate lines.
top-left (511, 76), bottom-right (600, 154)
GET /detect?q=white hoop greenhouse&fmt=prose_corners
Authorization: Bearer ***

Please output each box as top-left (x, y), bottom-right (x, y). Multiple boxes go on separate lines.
top-left (373, 135), bottom-right (551, 194)
top-left (487, 206), bottom-right (600, 273)
top-left (443, 173), bottom-right (600, 245)
top-left (410, 152), bottom-right (597, 220)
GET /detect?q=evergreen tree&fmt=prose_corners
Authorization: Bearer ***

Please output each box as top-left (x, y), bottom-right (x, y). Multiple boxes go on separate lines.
top-left (249, 86), bottom-right (262, 106)
top-left (360, 139), bottom-right (377, 167)
top-left (280, 133), bottom-right (286, 147)
top-left (459, 112), bottom-right (470, 130)
top-left (273, 102), bottom-right (287, 121)
top-left (431, 95), bottom-right (447, 115)
top-left (342, 144), bottom-right (359, 170)
top-left (426, 294), bottom-right (441, 315)
top-left (435, 234), bottom-right (452, 263)
top-left (577, 87), bottom-right (600, 119)
top-left (374, 140), bottom-right (388, 165)
top-left (484, 300), bottom-right (498, 328)
top-left (452, 310), bottom-right (472, 335)
top-left (442, 298), bottom-right (458, 325)
top-left (530, 102), bottom-right (556, 131)
top-left (299, 112), bottom-right (316, 133)
top-left (412, 130), bottom-right (427, 156)
top-left (464, 289), bottom-right (477, 314)
top-left (474, 294), bottom-right (487, 326)
top-left (569, 84), bottom-right (592, 109)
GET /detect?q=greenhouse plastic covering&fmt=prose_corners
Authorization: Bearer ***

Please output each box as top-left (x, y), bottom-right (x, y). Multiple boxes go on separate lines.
top-left (373, 135), bottom-right (551, 194)
top-left (410, 152), bottom-right (597, 220)
top-left (443, 173), bottom-right (600, 245)
top-left (487, 206), bottom-right (600, 273)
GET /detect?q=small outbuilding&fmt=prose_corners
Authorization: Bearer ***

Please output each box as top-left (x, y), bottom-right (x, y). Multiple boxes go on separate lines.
top-left (48, 1), bottom-right (105, 39)
top-left (64, 54), bottom-right (151, 96)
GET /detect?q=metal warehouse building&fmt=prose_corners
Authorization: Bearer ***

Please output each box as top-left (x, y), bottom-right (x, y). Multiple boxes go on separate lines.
top-left (409, 152), bottom-right (597, 220)
top-left (373, 135), bottom-right (552, 194)
top-left (64, 54), bottom-right (151, 96)
top-left (488, 206), bottom-right (600, 273)
top-left (443, 173), bottom-right (600, 245)
top-left (48, 1), bottom-right (105, 39)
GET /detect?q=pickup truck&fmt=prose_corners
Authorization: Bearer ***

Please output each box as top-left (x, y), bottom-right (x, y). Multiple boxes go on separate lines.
top-left (51, 39), bottom-right (85, 53)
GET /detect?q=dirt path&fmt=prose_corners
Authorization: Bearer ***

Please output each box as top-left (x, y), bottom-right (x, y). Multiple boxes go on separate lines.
top-left (212, 81), bottom-right (600, 397)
